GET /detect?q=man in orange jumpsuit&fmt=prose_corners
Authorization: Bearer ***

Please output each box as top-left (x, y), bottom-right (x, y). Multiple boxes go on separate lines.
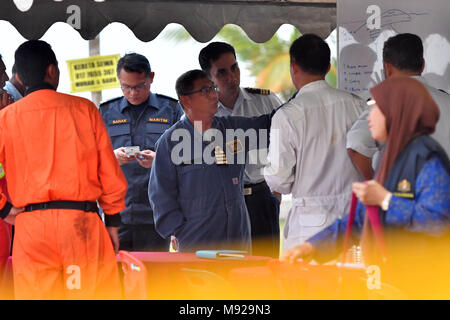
top-left (0, 40), bottom-right (128, 299)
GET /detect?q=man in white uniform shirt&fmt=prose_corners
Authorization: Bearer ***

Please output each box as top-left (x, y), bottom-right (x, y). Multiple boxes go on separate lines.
top-left (199, 42), bottom-right (283, 258)
top-left (347, 33), bottom-right (450, 180)
top-left (264, 34), bottom-right (366, 252)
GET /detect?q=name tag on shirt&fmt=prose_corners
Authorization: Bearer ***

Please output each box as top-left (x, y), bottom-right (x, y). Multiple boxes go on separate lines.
top-left (112, 119), bottom-right (128, 124)
top-left (149, 118), bottom-right (169, 123)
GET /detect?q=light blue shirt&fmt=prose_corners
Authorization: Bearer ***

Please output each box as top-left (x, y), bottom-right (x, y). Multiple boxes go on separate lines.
top-left (3, 81), bottom-right (23, 102)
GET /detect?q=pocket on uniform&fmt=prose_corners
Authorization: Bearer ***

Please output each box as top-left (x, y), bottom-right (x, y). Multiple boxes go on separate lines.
top-left (108, 124), bottom-right (131, 137)
top-left (298, 207), bottom-right (328, 227)
top-left (298, 214), bottom-right (327, 227)
top-left (146, 122), bottom-right (170, 134)
top-left (177, 163), bottom-right (212, 200)
top-left (146, 123), bottom-right (171, 148)
top-left (177, 163), bottom-right (206, 174)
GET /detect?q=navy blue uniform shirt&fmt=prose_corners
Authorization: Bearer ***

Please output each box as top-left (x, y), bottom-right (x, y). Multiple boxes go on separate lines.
top-left (100, 92), bottom-right (183, 225)
top-left (148, 114), bottom-right (272, 252)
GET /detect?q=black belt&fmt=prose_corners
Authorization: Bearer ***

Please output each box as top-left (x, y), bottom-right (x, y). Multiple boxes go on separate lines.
top-left (25, 201), bottom-right (99, 213)
top-left (243, 181), bottom-right (269, 195)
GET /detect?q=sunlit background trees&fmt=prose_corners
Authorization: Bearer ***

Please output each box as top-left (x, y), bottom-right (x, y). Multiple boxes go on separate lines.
top-left (164, 25), bottom-right (337, 101)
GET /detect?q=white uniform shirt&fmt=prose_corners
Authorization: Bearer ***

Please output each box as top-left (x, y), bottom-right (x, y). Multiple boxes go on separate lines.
top-left (216, 87), bottom-right (282, 184)
top-left (346, 75), bottom-right (450, 170)
top-left (264, 80), bottom-right (366, 251)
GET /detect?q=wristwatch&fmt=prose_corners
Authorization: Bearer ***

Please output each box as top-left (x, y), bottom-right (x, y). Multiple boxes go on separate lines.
top-left (381, 192), bottom-right (393, 211)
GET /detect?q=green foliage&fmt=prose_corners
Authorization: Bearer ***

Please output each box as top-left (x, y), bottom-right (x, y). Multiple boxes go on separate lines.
top-left (161, 24), bottom-right (336, 102)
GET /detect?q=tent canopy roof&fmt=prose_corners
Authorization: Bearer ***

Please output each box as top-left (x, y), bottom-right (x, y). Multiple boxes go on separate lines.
top-left (1, 0), bottom-right (336, 42)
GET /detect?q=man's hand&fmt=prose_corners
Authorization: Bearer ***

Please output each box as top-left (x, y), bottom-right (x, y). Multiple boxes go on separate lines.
top-left (136, 150), bottom-right (155, 169)
top-left (114, 147), bottom-right (136, 166)
top-left (273, 192), bottom-right (282, 203)
top-left (3, 206), bottom-right (25, 225)
top-left (280, 242), bottom-right (315, 264)
top-left (0, 91), bottom-right (14, 110)
top-left (106, 226), bottom-right (119, 253)
top-left (352, 180), bottom-right (389, 206)
top-left (171, 236), bottom-right (179, 252)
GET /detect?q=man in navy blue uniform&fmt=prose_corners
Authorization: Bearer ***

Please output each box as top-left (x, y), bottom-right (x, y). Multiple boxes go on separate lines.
top-left (148, 70), bottom-right (272, 253)
top-left (100, 53), bottom-right (183, 251)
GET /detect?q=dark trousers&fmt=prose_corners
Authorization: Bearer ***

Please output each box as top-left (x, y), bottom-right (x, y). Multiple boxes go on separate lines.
top-left (244, 181), bottom-right (280, 258)
top-left (118, 224), bottom-right (170, 252)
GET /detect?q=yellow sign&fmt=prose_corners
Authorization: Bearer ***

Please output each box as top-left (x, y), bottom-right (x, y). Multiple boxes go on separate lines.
top-left (66, 54), bottom-right (120, 93)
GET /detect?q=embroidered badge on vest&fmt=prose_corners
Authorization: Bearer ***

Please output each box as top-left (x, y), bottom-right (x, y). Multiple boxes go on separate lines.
top-left (226, 139), bottom-right (243, 154)
top-left (397, 179), bottom-right (411, 193)
top-left (393, 179), bottom-right (414, 198)
top-left (112, 119), bottom-right (127, 124)
top-left (244, 87), bottom-right (270, 95)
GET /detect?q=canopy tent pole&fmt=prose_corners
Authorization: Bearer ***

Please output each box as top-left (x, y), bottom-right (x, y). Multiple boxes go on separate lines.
top-left (89, 35), bottom-right (102, 107)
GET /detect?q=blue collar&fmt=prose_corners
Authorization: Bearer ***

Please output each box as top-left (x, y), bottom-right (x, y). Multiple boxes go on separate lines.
top-left (119, 92), bottom-right (162, 113)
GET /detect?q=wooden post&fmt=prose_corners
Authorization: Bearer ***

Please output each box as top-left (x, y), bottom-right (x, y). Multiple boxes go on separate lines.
top-left (89, 35), bottom-right (102, 107)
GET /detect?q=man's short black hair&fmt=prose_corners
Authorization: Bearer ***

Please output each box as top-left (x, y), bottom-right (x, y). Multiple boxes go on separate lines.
top-left (175, 69), bottom-right (209, 98)
top-left (383, 33), bottom-right (424, 73)
top-left (14, 40), bottom-right (58, 87)
top-left (289, 34), bottom-right (330, 76)
top-left (117, 53), bottom-right (152, 77)
top-left (198, 42), bottom-right (236, 74)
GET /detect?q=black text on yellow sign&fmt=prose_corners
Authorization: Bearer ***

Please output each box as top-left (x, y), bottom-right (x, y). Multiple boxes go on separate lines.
top-left (66, 54), bottom-right (121, 93)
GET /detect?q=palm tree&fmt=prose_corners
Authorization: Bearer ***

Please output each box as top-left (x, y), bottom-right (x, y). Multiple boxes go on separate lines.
top-left (162, 24), bottom-right (336, 101)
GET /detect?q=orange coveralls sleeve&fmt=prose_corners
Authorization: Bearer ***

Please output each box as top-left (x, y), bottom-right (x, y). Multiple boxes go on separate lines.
top-left (0, 177), bottom-right (11, 278)
top-left (91, 100), bottom-right (128, 215)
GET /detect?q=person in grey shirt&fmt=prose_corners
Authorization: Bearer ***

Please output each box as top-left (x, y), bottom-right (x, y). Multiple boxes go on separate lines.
top-left (347, 33), bottom-right (450, 180)
top-left (199, 42), bottom-right (282, 258)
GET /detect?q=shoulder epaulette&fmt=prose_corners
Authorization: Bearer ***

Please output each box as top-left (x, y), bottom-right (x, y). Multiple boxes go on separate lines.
top-left (99, 96), bottom-right (122, 107)
top-left (275, 101), bottom-right (291, 112)
top-left (156, 93), bottom-right (179, 109)
top-left (156, 93), bottom-right (178, 103)
top-left (244, 87), bottom-right (271, 95)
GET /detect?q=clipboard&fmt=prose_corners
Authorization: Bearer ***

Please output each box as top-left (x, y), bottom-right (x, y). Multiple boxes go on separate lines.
top-left (195, 250), bottom-right (248, 260)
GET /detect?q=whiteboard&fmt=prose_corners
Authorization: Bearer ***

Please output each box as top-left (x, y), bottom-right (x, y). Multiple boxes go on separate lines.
top-left (337, 0), bottom-right (450, 100)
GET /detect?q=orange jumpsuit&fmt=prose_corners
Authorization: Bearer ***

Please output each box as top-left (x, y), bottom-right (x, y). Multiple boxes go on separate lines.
top-left (0, 176), bottom-right (11, 278)
top-left (0, 87), bottom-right (128, 299)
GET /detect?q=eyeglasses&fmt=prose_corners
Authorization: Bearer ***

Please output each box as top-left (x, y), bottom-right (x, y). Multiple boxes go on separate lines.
top-left (183, 85), bottom-right (218, 96)
top-left (120, 81), bottom-right (149, 93)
